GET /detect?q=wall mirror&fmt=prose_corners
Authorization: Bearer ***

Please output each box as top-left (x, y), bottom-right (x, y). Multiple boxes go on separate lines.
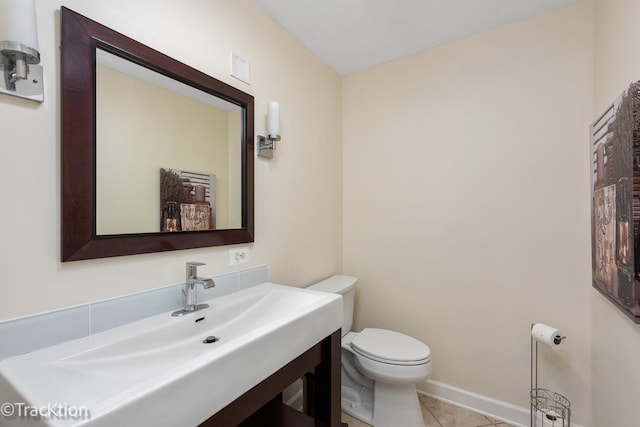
top-left (61, 7), bottom-right (254, 261)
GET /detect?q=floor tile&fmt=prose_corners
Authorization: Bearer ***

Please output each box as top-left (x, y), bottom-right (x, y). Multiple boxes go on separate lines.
top-left (419, 394), bottom-right (495, 427)
top-left (421, 403), bottom-right (443, 427)
top-left (341, 393), bottom-right (516, 427)
top-left (488, 416), bottom-right (515, 426)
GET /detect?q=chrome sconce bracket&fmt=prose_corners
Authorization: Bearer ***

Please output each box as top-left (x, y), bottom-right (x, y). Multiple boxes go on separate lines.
top-left (257, 134), bottom-right (281, 159)
top-left (0, 41), bottom-right (43, 103)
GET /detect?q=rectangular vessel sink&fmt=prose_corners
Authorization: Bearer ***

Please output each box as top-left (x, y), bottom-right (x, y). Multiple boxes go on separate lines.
top-left (0, 283), bottom-right (342, 427)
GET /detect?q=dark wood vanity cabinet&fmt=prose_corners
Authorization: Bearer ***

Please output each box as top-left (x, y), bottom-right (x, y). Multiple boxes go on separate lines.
top-left (200, 330), bottom-right (341, 427)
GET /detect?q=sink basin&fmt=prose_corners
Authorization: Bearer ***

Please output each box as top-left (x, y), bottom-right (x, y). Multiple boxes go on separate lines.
top-left (0, 283), bottom-right (342, 427)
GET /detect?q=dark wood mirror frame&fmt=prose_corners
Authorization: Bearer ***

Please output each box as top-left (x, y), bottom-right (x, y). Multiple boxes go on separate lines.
top-left (61, 7), bottom-right (254, 262)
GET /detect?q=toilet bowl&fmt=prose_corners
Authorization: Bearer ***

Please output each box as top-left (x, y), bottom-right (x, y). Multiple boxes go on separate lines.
top-left (307, 275), bottom-right (432, 427)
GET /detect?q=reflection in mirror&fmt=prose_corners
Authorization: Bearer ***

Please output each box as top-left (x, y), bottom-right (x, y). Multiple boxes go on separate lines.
top-left (95, 49), bottom-right (243, 235)
top-left (61, 7), bottom-right (254, 261)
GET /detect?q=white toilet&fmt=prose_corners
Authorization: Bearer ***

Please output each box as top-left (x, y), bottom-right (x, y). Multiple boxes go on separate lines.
top-left (308, 275), bottom-right (432, 427)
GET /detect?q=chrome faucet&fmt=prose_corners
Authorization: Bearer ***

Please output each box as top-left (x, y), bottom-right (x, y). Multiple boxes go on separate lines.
top-left (172, 262), bottom-right (215, 316)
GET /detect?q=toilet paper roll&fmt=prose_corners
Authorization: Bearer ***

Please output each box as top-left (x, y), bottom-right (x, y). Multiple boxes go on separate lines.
top-left (535, 414), bottom-right (564, 427)
top-left (531, 323), bottom-right (565, 350)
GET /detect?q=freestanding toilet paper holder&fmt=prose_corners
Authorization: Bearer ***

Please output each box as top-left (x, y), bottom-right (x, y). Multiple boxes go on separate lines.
top-left (530, 324), bottom-right (571, 427)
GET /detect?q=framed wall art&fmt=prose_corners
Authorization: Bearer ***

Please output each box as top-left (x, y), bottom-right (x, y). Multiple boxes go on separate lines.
top-left (590, 81), bottom-right (640, 323)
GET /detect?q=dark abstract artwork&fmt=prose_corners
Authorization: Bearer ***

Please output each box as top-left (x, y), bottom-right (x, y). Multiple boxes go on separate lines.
top-left (590, 81), bottom-right (640, 323)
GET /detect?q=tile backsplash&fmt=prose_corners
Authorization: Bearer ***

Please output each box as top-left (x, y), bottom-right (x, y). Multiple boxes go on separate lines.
top-left (0, 265), bottom-right (267, 360)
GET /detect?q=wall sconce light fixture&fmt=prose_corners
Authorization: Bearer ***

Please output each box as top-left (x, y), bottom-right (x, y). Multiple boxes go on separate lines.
top-left (258, 101), bottom-right (281, 158)
top-left (0, 0), bottom-right (44, 102)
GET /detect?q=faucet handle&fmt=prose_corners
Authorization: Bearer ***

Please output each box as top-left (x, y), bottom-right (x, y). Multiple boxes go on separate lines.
top-left (186, 261), bottom-right (206, 278)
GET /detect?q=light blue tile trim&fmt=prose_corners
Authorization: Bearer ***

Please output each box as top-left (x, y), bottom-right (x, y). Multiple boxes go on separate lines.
top-left (0, 306), bottom-right (90, 360)
top-left (90, 285), bottom-right (182, 334)
top-left (239, 265), bottom-right (268, 289)
top-left (0, 265), bottom-right (268, 360)
top-left (199, 272), bottom-right (239, 300)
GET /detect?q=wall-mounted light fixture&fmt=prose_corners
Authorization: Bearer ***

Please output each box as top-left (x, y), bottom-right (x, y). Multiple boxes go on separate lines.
top-left (258, 101), bottom-right (281, 158)
top-left (0, 0), bottom-right (44, 102)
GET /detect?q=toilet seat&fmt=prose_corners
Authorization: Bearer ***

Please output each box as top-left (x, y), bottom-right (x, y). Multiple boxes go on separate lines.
top-left (350, 328), bottom-right (431, 366)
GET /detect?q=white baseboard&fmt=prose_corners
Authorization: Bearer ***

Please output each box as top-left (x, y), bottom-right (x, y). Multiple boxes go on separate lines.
top-left (417, 380), bottom-right (584, 427)
top-left (284, 376), bottom-right (584, 427)
top-left (284, 379), bottom-right (304, 411)
top-left (285, 388), bottom-right (303, 411)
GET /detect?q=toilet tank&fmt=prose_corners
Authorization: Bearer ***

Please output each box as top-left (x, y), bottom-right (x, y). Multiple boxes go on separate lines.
top-left (307, 275), bottom-right (357, 336)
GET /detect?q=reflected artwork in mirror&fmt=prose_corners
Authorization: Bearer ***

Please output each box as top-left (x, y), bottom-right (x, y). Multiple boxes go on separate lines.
top-left (61, 7), bottom-right (254, 261)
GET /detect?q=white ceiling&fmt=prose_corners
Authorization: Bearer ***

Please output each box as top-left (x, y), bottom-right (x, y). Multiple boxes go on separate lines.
top-left (251, 0), bottom-right (578, 75)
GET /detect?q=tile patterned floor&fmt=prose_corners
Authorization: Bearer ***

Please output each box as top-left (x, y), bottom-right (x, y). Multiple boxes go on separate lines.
top-left (341, 394), bottom-right (515, 427)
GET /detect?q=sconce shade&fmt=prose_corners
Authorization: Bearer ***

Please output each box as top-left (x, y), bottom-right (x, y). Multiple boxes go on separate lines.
top-left (267, 101), bottom-right (280, 137)
top-left (258, 101), bottom-right (281, 158)
top-left (0, 0), bottom-right (39, 53)
top-left (0, 0), bottom-right (43, 102)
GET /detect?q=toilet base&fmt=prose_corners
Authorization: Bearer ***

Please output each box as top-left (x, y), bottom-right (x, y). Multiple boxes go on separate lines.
top-left (341, 381), bottom-right (427, 427)
top-left (341, 384), bottom-right (373, 423)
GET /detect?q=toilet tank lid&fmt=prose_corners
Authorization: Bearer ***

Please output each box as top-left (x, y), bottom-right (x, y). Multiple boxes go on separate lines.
top-left (307, 275), bottom-right (357, 294)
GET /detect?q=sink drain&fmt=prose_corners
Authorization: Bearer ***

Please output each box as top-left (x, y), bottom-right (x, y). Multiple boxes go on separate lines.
top-left (203, 336), bottom-right (220, 344)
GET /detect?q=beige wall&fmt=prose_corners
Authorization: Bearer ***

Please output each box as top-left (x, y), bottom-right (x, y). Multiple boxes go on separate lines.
top-left (592, 0), bottom-right (640, 425)
top-left (0, 0), bottom-right (342, 318)
top-left (227, 108), bottom-right (242, 229)
top-left (343, 1), bottom-right (594, 424)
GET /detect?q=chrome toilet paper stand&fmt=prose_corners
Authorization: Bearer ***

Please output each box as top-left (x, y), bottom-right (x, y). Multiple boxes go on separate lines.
top-left (530, 325), bottom-right (571, 427)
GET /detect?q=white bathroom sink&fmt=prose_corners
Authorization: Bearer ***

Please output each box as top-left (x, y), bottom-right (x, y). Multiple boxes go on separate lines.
top-left (0, 283), bottom-right (342, 427)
